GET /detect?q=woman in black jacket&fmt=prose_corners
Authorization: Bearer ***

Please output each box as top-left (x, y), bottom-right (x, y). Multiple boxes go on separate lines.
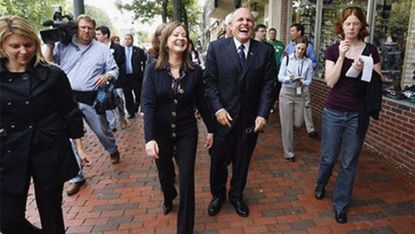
top-left (0, 16), bottom-right (84, 234)
top-left (142, 22), bottom-right (214, 234)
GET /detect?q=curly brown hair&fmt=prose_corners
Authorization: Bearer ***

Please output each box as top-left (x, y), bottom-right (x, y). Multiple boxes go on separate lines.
top-left (334, 6), bottom-right (369, 40)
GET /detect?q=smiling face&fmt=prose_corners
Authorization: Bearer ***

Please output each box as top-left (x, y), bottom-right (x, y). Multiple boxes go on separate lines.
top-left (1, 34), bottom-right (35, 70)
top-left (342, 15), bottom-right (362, 40)
top-left (231, 8), bottom-right (254, 43)
top-left (167, 25), bottom-right (188, 54)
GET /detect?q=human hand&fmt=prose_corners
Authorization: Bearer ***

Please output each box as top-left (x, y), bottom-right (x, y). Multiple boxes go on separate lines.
top-left (254, 116), bottom-right (267, 133)
top-left (339, 40), bottom-right (350, 58)
top-left (205, 133), bottom-right (214, 149)
top-left (95, 73), bottom-right (110, 87)
top-left (145, 140), bottom-right (159, 159)
top-left (78, 149), bottom-right (92, 167)
top-left (352, 58), bottom-right (364, 72)
top-left (215, 109), bottom-right (233, 127)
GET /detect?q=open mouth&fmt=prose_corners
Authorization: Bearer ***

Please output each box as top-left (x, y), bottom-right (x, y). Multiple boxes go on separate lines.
top-left (239, 27), bottom-right (249, 34)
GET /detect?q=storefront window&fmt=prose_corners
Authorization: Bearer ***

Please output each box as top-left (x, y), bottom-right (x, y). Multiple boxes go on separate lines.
top-left (373, 0), bottom-right (412, 101)
top-left (291, 0), bottom-right (316, 45)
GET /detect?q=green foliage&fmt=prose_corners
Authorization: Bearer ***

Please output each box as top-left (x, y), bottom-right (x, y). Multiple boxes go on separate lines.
top-left (0, 0), bottom-right (66, 30)
top-left (387, 0), bottom-right (411, 37)
top-left (115, 0), bottom-right (165, 24)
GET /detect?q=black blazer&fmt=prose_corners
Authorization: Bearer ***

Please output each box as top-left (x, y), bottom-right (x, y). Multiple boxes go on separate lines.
top-left (204, 38), bottom-right (277, 135)
top-left (0, 60), bottom-right (83, 194)
top-left (110, 42), bottom-right (126, 87)
top-left (142, 63), bottom-right (214, 142)
top-left (126, 45), bottom-right (147, 80)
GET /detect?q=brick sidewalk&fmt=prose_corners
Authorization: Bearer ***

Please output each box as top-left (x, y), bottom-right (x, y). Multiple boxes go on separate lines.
top-left (26, 114), bottom-right (414, 233)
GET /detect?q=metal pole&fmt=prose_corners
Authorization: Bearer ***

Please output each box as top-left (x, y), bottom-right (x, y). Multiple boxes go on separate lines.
top-left (74, 0), bottom-right (85, 17)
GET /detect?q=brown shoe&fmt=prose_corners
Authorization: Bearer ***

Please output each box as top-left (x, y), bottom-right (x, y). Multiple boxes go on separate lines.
top-left (66, 181), bottom-right (85, 196)
top-left (120, 119), bottom-right (128, 129)
top-left (110, 150), bottom-right (120, 164)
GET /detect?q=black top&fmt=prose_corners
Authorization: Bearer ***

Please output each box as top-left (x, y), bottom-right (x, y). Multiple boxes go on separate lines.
top-left (0, 59), bottom-right (83, 194)
top-left (142, 62), bottom-right (214, 142)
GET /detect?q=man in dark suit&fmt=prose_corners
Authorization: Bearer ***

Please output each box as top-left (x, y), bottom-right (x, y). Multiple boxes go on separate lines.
top-left (95, 26), bottom-right (128, 131)
top-left (123, 33), bottom-right (146, 118)
top-left (204, 7), bottom-right (277, 217)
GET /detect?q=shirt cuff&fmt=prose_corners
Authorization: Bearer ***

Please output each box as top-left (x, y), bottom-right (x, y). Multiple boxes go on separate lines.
top-left (215, 108), bottom-right (225, 116)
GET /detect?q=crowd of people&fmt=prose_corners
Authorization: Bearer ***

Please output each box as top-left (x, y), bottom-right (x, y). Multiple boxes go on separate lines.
top-left (0, 5), bottom-right (383, 234)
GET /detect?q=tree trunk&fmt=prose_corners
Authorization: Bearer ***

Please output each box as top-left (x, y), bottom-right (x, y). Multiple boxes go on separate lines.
top-left (173, 0), bottom-right (183, 22)
top-left (182, 5), bottom-right (188, 29)
top-left (161, 0), bottom-right (168, 23)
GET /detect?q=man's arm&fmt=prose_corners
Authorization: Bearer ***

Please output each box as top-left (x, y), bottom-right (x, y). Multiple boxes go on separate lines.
top-left (203, 42), bottom-right (222, 113)
top-left (44, 43), bottom-right (56, 63)
top-left (307, 44), bottom-right (318, 70)
top-left (258, 47), bottom-right (277, 120)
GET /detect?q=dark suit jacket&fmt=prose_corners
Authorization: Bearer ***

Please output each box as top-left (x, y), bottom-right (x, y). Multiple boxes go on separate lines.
top-left (142, 63), bottom-right (214, 142)
top-left (204, 37), bottom-right (277, 135)
top-left (110, 42), bottom-right (126, 87)
top-left (125, 45), bottom-right (147, 81)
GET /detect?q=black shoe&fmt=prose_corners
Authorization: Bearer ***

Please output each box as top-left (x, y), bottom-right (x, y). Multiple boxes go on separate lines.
top-left (230, 199), bottom-right (249, 217)
top-left (207, 197), bottom-right (223, 216)
top-left (308, 131), bottom-right (318, 138)
top-left (110, 150), bottom-right (120, 164)
top-left (314, 186), bottom-right (326, 200)
top-left (127, 114), bottom-right (136, 119)
top-left (334, 210), bottom-right (348, 223)
top-left (286, 156), bottom-right (296, 162)
top-left (162, 200), bottom-right (173, 215)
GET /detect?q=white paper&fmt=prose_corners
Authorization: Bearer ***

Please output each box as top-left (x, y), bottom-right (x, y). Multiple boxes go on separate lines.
top-left (345, 65), bottom-right (360, 78)
top-left (360, 55), bottom-right (373, 82)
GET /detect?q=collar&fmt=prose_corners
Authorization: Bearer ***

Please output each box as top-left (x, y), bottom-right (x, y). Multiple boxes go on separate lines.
top-left (0, 58), bottom-right (48, 81)
top-left (233, 37), bottom-right (250, 52)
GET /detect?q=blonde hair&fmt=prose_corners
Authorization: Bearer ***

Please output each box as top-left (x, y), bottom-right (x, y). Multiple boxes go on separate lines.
top-left (0, 15), bottom-right (46, 66)
top-left (156, 21), bottom-right (193, 71)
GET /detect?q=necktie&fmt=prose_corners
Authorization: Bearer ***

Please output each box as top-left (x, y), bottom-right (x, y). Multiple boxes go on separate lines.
top-left (126, 47), bottom-right (133, 74)
top-left (237, 44), bottom-right (245, 66)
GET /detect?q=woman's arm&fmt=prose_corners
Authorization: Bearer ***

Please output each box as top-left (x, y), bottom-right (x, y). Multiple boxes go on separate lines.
top-left (325, 41), bottom-right (349, 88)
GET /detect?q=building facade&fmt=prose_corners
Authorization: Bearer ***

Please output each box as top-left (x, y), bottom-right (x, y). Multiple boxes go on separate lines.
top-left (203, 0), bottom-right (415, 176)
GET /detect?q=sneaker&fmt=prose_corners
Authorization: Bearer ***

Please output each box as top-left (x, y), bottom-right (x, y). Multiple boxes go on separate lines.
top-left (110, 150), bottom-right (120, 164)
top-left (120, 119), bottom-right (128, 129)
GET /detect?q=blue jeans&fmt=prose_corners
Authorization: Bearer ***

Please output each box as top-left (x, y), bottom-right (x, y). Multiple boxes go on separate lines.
top-left (316, 108), bottom-right (365, 212)
top-left (106, 88), bottom-right (126, 129)
top-left (69, 102), bottom-right (118, 183)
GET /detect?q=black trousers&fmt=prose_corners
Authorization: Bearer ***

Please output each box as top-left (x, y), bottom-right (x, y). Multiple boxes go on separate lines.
top-left (155, 131), bottom-right (197, 234)
top-left (0, 159), bottom-right (65, 234)
top-left (124, 75), bottom-right (142, 116)
top-left (209, 123), bottom-right (258, 201)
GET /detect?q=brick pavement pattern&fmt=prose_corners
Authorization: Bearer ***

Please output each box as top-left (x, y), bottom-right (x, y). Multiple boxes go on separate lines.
top-left (25, 114), bottom-right (415, 233)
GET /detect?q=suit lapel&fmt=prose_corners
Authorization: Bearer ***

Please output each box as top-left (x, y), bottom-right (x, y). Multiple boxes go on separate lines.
top-left (224, 38), bottom-right (242, 74)
top-left (240, 39), bottom-right (256, 80)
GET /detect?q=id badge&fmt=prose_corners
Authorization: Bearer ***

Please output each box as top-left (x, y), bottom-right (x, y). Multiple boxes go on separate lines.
top-left (296, 86), bottom-right (302, 95)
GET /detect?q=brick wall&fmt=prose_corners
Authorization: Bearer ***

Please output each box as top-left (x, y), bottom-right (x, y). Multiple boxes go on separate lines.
top-left (310, 79), bottom-right (415, 177)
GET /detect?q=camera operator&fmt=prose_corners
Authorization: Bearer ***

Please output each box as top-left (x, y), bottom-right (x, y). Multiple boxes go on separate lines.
top-left (45, 14), bottom-right (121, 196)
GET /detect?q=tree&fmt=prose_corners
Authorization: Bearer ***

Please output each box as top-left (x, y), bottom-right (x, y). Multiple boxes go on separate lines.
top-left (115, 0), bottom-right (169, 24)
top-left (116, 0), bottom-right (201, 29)
top-left (0, 0), bottom-right (66, 29)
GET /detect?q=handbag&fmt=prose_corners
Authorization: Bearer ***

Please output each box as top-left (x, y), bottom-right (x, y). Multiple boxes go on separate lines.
top-left (94, 83), bottom-right (122, 115)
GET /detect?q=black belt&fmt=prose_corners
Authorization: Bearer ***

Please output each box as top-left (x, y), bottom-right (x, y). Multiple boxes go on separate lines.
top-left (72, 90), bottom-right (97, 106)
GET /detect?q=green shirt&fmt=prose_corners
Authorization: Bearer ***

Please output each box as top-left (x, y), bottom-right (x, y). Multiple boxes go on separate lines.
top-left (267, 39), bottom-right (285, 68)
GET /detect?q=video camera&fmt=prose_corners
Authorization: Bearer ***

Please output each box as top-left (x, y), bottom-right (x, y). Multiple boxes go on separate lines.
top-left (40, 6), bottom-right (76, 45)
